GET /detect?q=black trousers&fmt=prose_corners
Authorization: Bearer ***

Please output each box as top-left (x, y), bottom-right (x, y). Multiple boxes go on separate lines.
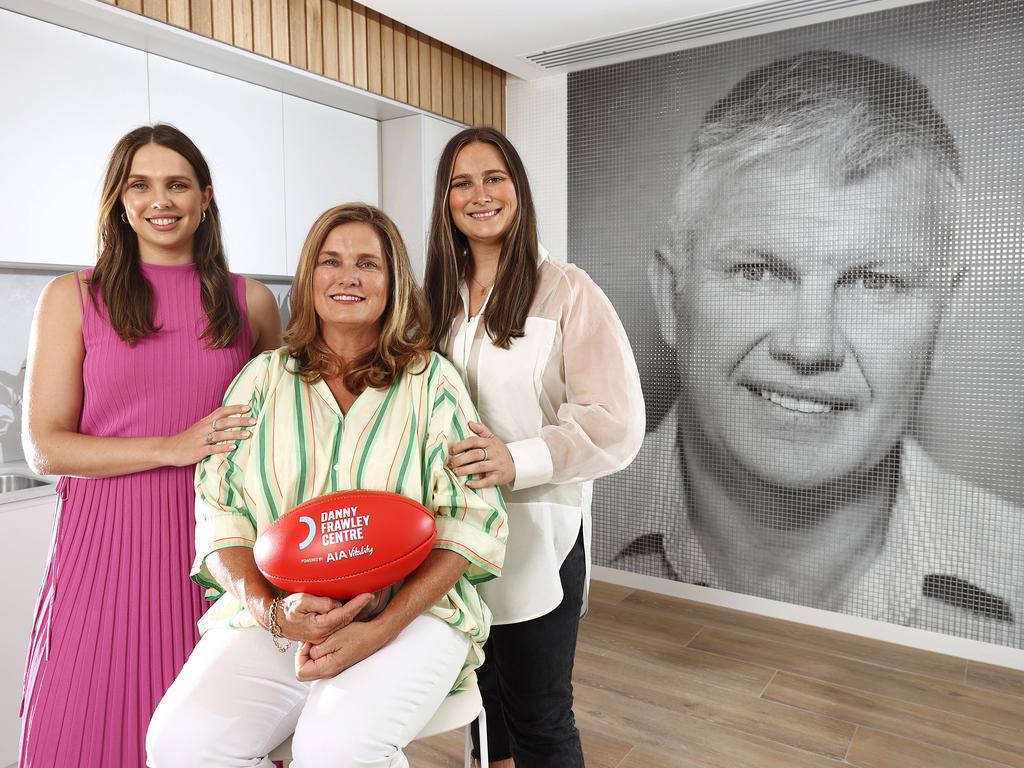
top-left (471, 527), bottom-right (586, 767)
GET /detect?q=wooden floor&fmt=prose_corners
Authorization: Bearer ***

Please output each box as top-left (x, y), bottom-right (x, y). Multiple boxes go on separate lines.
top-left (406, 580), bottom-right (1024, 767)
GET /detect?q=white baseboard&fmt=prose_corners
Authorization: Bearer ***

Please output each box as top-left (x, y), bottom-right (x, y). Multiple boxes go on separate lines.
top-left (592, 565), bottom-right (1024, 671)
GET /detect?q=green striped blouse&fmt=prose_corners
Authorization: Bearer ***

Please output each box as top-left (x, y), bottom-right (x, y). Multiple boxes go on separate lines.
top-left (192, 347), bottom-right (507, 691)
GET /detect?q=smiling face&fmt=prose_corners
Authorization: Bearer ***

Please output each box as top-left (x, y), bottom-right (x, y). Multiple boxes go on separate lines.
top-left (312, 221), bottom-right (390, 341)
top-left (447, 141), bottom-right (519, 250)
top-left (671, 153), bottom-right (949, 488)
top-left (120, 142), bottom-right (212, 264)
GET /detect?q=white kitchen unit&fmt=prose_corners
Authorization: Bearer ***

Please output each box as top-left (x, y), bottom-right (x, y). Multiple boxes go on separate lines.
top-left (0, 488), bottom-right (57, 766)
top-left (148, 54), bottom-right (289, 278)
top-left (381, 114), bottom-right (463, 279)
top-left (0, 8), bottom-right (148, 268)
top-left (282, 94), bottom-right (380, 274)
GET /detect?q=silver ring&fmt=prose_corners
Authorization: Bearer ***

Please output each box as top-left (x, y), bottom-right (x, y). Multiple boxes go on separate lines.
top-left (204, 432), bottom-right (214, 446)
top-left (482, 448), bottom-right (488, 461)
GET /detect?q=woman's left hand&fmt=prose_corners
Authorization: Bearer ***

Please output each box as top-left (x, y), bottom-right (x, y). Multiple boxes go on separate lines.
top-left (448, 421), bottom-right (515, 489)
top-left (295, 620), bottom-right (387, 682)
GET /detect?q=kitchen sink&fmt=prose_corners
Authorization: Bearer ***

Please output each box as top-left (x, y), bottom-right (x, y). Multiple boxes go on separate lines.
top-left (0, 473), bottom-right (50, 493)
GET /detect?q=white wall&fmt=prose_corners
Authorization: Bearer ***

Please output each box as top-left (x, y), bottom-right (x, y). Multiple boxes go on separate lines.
top-left (506, 74), bottom-right (567, 263)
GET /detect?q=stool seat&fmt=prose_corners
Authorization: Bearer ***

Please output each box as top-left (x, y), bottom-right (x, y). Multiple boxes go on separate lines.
top-left (269, 686), bottom-right (487, 767)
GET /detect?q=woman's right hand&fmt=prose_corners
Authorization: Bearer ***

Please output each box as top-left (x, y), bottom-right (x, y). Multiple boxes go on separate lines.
top-left (164, 404), bottom-right (256, 467)
top-left (273, 592), bottom-right (375, 645)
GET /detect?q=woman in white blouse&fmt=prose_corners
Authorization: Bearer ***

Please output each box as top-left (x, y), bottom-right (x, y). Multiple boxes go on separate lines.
top-left (424, 127), bottom-right (645, 768)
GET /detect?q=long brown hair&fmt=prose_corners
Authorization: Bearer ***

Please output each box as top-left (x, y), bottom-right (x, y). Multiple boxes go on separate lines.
top-left (283, 203), bottom-right (430, 391)
top-left (93, 124), bottom-right (241, 347)
top-left (424, 127), bottom-right (539, 350)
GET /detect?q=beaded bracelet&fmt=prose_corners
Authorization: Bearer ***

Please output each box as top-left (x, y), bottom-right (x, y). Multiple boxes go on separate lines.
top-left (267, 595), bottom-right (290, 653)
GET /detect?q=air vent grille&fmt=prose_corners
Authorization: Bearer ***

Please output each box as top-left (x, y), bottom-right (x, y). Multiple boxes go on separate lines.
top-left (525, 0), bottom-right (895, 70)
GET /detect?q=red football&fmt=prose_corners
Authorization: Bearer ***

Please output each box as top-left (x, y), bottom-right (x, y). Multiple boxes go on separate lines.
top-left (253, 490), bottom-right (436, 598)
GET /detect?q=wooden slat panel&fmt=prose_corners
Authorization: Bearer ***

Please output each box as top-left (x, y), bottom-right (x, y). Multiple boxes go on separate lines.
top-left (190, 0), bottom-right (212, 36)
top-left (108, 0), bottom-right (507, 126)
top-left (418, 33), bottom-right (431, 112)
top-left (379, 15), bottom-right (394, 99)
top-left (166, 0), bottom-right (188, 28)
top-left (321, 0), bottom-right (338, 80)
top-left (465, 52), bottom-right (476, 124)
top-left (451, 50), bottom-right (464, 123)
top-left (392, 22), bottom-right (407, 103)
top-left (233, 0), bottom-right (254, 52)
top-left (365, 8), bottom-right (381, 94)
top-left (305, 0), bottom-right (322, 74)
top-left (351, 2), bottom-right (367, 90)
top-left (493, 69), bottom-right (503, 132)
top-left (252, 0), bottom-right (272, 57)
top-left (270, 0), bottom-right (290, 62)
top-left (429, 38), bottom-right (442, 115)
top-left (440, 44), bottom-right (453, 118)
top-left (287, 0), bottom-right (306, 69)
top-left (141, 0), bottom-right (167, 22)
top-left (405, 30), bottom-right (420, 109)
top-left (212, 0), bottom-right (232, 44)
top-left (482, 64), bottom-right (493, 127)
top-left (500, 71), bottom-right (505, 131)
top-left (336, 0), bottom-right (354, 85)
top-left (472, 58), bottom-right (484, 125)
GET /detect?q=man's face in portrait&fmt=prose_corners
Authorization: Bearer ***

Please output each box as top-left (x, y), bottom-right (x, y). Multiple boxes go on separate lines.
top-left (661, 149), bottom-right (952, 488)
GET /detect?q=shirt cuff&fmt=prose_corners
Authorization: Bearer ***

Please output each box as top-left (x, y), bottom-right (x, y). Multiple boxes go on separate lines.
top-left (507, 437), bottom-right (554, 491)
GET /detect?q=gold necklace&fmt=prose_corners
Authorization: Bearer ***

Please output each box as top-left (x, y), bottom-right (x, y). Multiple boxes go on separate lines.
top-left (470, 275), bottom-right (493, 292)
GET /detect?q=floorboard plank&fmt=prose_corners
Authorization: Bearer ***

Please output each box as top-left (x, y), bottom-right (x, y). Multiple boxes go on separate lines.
top-left (846, 727), bottom-right (1015, 768)
top-left (764, 672), bottom-right (1024, 767)
top-left (689, 626), bottom-right (1024, 729)
top-left (626, 590), bottom-right (967, 683)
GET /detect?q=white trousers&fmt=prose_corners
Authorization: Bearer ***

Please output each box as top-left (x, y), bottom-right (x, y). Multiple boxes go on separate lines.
top-left (146, 614), bottom-right (469, 768)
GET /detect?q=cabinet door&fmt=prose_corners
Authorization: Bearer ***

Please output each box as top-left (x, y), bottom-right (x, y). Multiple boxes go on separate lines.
top-left (0, 492), bottom-right (56, 763)
top-left (283, 95), bottom-right (379, 275)
top-left (0, 9), bottom-right (148, 268)
top-left (148, 54), bottom-right (288, 277)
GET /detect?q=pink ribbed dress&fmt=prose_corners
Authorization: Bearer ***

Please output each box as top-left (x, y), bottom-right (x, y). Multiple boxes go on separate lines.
top-left (20, 262), bottom-right (251, 768)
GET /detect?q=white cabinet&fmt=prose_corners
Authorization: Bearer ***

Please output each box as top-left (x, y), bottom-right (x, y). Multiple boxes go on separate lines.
top-left (381, 114), bottom-right (462, 280)
top-left (0, 491), bottom-right (57, 765)
top-left (0, 9), bottom-right (148, 268)
top-left (282, 95), bottom-right (379, 275)
top-left (148, 54), bottom-right (288, 277)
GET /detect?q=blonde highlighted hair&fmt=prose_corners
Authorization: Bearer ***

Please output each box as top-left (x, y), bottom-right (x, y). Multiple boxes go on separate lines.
top-left (284, 203), bottom-right (430, 391)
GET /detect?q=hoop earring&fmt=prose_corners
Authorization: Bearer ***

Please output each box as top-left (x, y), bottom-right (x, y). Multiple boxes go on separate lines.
top-left (201, 209), bottom-right (207, 223)
top-left (121, 211), bottom-right (129, 224)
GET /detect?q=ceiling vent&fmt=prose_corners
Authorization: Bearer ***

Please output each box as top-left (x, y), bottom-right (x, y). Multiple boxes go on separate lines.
top-left (524, 0), bottom-right (911, 71)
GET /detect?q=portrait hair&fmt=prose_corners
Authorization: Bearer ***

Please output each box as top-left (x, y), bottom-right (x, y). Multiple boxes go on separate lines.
top-left (284, 203), bottom-right (431, 392)
top-left (93, 123), bottom-right (241, 347)
top-left (667, 49), bottom-right (964, 284)
top-left (424, 126), bottom-right (540, 351)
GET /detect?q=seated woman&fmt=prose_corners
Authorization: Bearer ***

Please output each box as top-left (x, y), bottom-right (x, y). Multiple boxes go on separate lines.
top-left (147, 203), bottom-right (507, 768)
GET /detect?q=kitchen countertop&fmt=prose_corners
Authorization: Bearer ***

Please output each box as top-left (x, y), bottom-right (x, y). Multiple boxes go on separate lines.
top-left (0, 460), bottom-right (58, 507)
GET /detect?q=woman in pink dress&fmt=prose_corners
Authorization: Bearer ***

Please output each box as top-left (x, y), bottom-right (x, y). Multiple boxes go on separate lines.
top-left (19, 124), bottom-right (282, 767)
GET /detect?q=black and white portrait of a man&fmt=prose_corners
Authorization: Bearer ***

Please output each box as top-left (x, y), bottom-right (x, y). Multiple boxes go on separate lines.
top-left (572, 0), bottom-right (1024, 647)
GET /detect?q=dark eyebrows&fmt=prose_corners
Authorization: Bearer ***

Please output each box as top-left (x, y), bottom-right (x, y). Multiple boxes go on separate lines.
top-left (450, 169), bottom-right (508, 182)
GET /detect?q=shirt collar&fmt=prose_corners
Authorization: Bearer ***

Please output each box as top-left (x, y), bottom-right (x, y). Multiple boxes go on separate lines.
top-left (645, 406), bottom-right (994, 622)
